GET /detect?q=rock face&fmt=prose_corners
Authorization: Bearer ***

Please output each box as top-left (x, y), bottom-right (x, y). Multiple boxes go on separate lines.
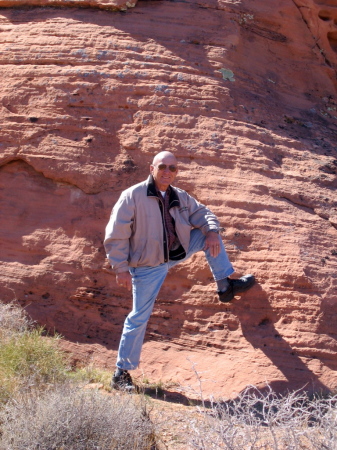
top-left (0, 0), bottom-right (336, 397)
top-left (0, 0), bottom-right (137, 11)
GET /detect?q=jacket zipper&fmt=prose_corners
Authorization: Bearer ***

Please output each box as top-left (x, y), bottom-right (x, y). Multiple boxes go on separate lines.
top-left (158, 198), bottom-right (169, 262)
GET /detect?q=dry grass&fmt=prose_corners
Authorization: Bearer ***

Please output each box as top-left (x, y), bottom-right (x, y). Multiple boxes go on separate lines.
top-left (0, 301), bottom-right (156, 449)
top-left (1, 300), bottom-right (337, 450)
top-left (68, 363), bottom-right (114, 390)
top-left (0, 385), bottom-right (155, 450)
top-left (187, 385), bottom-right (337, 449)
top-left (0, 301), bottom-right (33, 338)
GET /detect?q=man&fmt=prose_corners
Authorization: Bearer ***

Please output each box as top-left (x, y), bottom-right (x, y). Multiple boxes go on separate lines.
top-left (104, 151), bottom-right (255, 390)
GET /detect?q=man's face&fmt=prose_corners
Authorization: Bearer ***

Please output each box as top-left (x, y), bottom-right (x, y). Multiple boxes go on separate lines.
top-left (150, 154), bottom-right (178, 191)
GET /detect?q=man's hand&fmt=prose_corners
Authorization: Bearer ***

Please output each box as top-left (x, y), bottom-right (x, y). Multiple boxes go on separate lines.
top-left (116, 272), bottom-right (132, 291)
top-left (203, 231), bottom-right (221, 258)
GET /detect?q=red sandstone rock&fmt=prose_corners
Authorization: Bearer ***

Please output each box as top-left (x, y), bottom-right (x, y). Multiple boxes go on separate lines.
top-left (0, 0), bottom-right (137, 11)
top-left (0, 0), bottom-right (337, 398)
top-left (294, 0), bottom-right (337, 70)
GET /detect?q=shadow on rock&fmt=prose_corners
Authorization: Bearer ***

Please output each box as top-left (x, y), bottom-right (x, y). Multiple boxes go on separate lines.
top-left (234, 283), bottom-right (329, 395)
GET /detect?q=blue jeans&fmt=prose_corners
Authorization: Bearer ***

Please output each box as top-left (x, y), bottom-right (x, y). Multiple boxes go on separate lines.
top-left (116, 228), bottom-right (234, 370)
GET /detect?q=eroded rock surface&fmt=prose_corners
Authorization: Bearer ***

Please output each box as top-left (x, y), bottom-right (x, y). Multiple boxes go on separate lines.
top-left (0, 0), bottom-right (337, 397)
top-left (0, 0), bottom-right (137, 11)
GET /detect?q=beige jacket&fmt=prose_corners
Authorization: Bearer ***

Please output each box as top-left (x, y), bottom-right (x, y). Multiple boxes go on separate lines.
top-left (104, 176), bottom-right (220, 273)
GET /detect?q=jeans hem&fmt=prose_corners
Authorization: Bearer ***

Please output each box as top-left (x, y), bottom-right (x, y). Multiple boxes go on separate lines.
top-left (213, 267), bottom-right (235, 282)
top-left (116, 364), bottom-right (137, 371)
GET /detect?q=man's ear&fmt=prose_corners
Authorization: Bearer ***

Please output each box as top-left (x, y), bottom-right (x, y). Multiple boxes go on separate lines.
top-left (150, 164), bottom-right (154, 175)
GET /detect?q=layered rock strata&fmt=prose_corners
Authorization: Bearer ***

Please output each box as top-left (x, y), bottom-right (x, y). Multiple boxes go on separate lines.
top-left (0, 0), bottom-right (336, 396)
top-left (0, 0), bottom-right (137, 11)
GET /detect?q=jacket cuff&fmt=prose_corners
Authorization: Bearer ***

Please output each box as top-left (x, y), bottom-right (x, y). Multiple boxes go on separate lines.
top-left (114, 265), bottom-right (130, 274)
top-left (204, 225), bottom-right (219, 234)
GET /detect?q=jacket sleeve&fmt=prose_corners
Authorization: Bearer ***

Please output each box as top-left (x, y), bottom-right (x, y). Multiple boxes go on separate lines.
top-left (186, 193), bottom-right (220, 234)
top-left (104, 190), bottom-right (135, 273)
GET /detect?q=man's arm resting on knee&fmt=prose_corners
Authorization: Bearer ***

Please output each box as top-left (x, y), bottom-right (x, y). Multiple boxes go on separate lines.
top-left (203, 231), bottom-right (221, 258)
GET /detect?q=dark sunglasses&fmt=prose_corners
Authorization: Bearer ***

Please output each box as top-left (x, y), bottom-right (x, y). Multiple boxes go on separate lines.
top-left (156, 164), bottom-right (177, 172)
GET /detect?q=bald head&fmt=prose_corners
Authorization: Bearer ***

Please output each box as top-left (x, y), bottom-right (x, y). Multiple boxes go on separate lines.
top-left (150, 151), bottom-right (178, 191)
top-left (152, 151), bottom-right (177, 166)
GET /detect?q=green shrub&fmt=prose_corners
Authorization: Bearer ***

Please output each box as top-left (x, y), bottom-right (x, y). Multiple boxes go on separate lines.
top-left (0, 301), bottom-right (69, 403)
top-left (1, 327), bottom-right (68, 379)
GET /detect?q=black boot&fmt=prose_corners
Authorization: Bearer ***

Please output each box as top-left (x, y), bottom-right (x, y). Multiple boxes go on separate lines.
top-left (218, 274), bottom-right (255, 303)
top-left (111, 369), bottom-right (136, 392)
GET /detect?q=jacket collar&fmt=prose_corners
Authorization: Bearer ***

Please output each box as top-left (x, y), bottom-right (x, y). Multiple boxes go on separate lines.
top-left (146, 175), bottom-right (180, 208)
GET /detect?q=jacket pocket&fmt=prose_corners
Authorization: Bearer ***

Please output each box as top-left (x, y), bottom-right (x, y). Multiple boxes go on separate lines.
top-left (129, 239), bottom-right (147, 266)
